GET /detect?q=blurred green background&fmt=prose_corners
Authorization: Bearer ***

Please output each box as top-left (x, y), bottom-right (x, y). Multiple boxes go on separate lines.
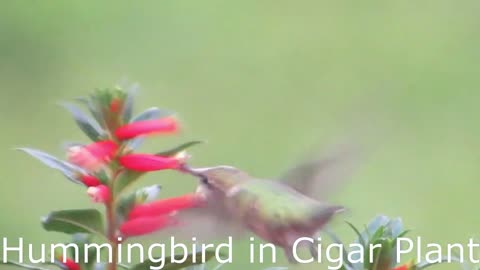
top-left (1, 1), bottom-right (480, 269)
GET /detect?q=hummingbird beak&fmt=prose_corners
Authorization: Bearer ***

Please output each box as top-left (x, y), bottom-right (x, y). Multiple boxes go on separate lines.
top-left (179, 164), bottom-right (215, 189)
top-left (178, 164), bottom-right (210, 177)
top-left (179, 165), bottom-right (237, 176)
top-left (178, 164), bottom-right (216, 187)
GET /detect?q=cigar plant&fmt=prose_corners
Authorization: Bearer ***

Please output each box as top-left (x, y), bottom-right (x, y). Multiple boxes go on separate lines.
top-left (2, 85), bottom-right (459, 270)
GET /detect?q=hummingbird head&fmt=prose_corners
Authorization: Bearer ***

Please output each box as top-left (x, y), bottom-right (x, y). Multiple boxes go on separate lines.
top-left (180, 165), bottom-right (248, 193)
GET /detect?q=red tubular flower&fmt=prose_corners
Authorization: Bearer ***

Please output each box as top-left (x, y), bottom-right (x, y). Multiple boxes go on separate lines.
top-left (128, 193), bottom-right (202, 219)
top-left (87, 185), bottom-right (111, 203)
top-left (120, 215), bottom-right (177, 237)
top-left (119, 153), bottom-right (181, 172)
top-left (57, 257), bottom-right (80, 270)
top-left (80, 174), bottom-right (102, 187)
top-left (114, 117), bottom-right (179, 140)
top-left (68, 140), bottom-right (118, 171)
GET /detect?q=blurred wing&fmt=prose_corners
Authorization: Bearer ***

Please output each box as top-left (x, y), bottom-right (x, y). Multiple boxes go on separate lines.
top-left (145, 189), bottom-right (247, 244)
top-left (278, 143), bottom-right (362, 200)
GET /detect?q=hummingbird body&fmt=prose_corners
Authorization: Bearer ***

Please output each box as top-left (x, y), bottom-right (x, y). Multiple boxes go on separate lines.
top-left (184, 165), bottom-right (344, 262)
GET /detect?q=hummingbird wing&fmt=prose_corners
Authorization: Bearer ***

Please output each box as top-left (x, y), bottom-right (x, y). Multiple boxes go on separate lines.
top-left (278, 143), bottom-right (361, 200)
top-left (143, 188), bottom-right (247, 244)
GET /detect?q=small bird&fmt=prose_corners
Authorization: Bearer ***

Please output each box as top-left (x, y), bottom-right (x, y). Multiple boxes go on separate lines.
top-left (177, 145), bottom-right (359, 263)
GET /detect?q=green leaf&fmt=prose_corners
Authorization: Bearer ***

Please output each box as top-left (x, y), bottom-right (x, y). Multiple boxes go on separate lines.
top-left (1, 261), bottom-right (51, 270)
top-left (370, 226), bottom-right (386, 242)
top-left (416, 256), bottom-right (460, 270)
top-left (122, 83), bottom-right (139, 122)
top-left (75, 96), bottom-right (105, 129)
top-left (139, 184), bottom-right (162, 202)
top-left (346, 221), bottom-right (366, 247)
top-left (184, 264), bottom-right (206, 270)
top-left (114, 170), bottom-right (144, 195)
top-left (125, 138), bottom-right (145, 152)
top-left (131, 107), bottom-right (173, 122)
top-left (118, 263), bottom-right (130, 270)
top-left (117, 192), bottom-right (137, 219)
top-left (395, 230), bottom-right (410, 239)
top-left (117, 184), bottom-right (161, 219)
top-left (388, 218), bottom-right (404, 238)
top-left (93, 262), bottom-right (107, 270)
top-left (130, 251), bottom-right (217, 270)
top-left (361, 215), bottom-right (390, 243)
top-left (61, 102), bottom-right (103, 141)
top-left (211, 263), bottom-right (227, 270)
top-left (18, 148), bottom-right (84, 185)
top-left (155, 141), bottom-right (205, 156)
top-left (42, 209), bottom-right (105, 238)
top-left (324, 230), bottom-right (352, 267)
top-left (369, 238), bottom-right (392, 270)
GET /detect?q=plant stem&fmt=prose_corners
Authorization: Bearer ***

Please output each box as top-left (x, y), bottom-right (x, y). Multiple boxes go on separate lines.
top-left (106, 200), bottom-right (118, 270)
top-left (107, 168), bottom-right (121, 270)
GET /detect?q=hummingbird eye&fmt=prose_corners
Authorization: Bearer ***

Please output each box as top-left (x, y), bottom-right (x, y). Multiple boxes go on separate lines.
top-left (199, 175), bottom-right (216, 190)
top-left (199, 175), bottom-right (210, 185)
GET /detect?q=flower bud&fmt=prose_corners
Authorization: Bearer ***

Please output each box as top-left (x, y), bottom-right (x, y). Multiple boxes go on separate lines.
top-left (80, 174), bottom-right (102, 187)
top-left (57, 256), bottom-right (80, 270)
top-left (392, 261), bottom-right (416, 270)
top-left (110, 98), bottom-right (122, 113)
top-left (67, 140), bottom-right (118, 172)
top-left (137, 184), bottom-right (162, 204)
top-left (87, 185), bottom-right (111, 203)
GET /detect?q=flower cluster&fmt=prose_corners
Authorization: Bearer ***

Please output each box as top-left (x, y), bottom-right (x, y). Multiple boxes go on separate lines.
top-left (18, 86), bottom-right (205, 270)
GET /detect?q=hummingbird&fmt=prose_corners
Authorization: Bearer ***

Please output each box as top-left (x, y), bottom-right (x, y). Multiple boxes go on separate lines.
top-left (176, 145), bottom-right (359, 263)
